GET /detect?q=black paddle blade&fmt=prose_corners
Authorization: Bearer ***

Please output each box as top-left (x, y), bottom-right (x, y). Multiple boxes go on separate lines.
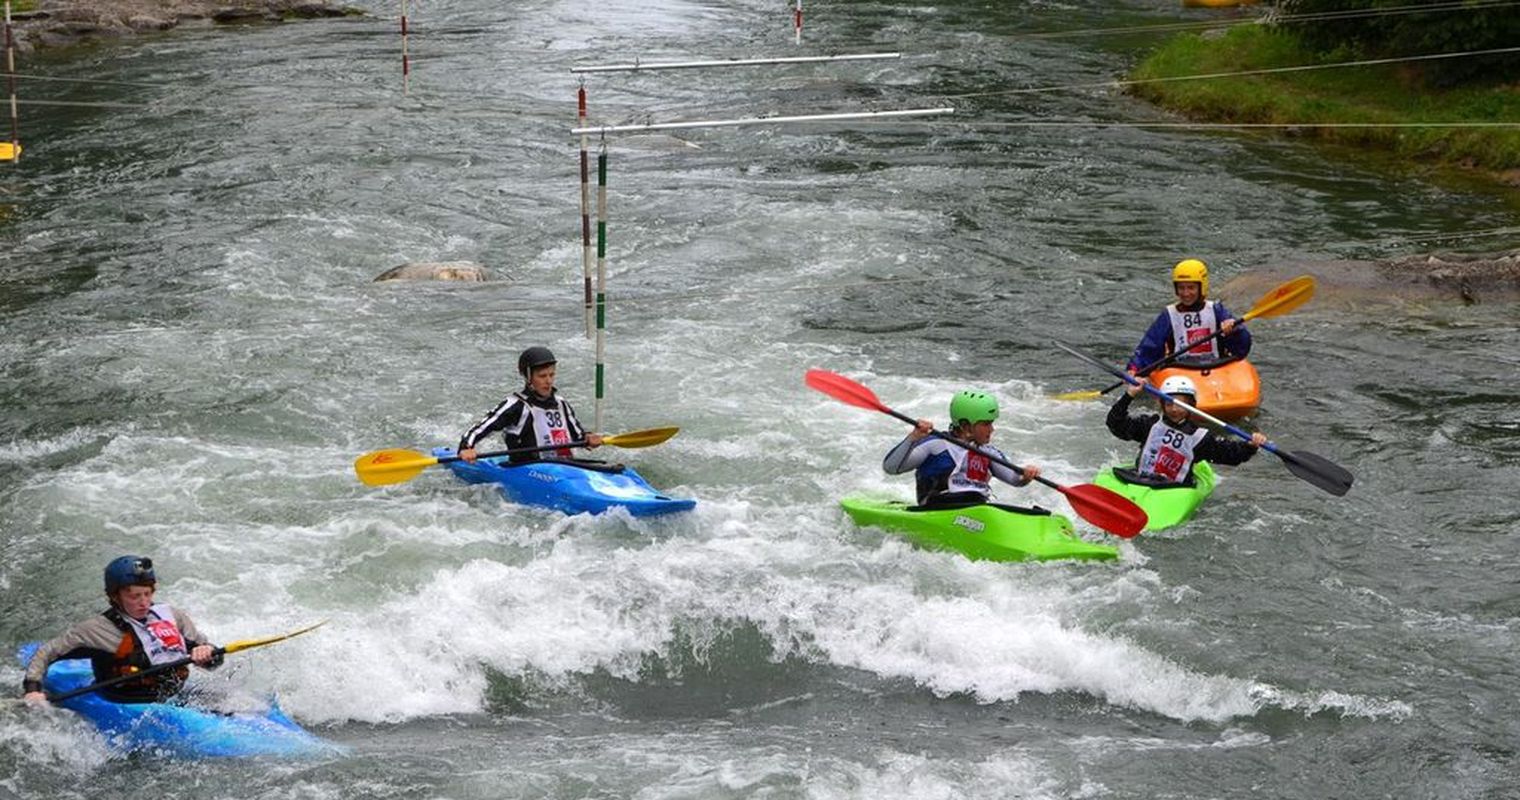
top-left (1277, 449), bottom-right (1354, 496)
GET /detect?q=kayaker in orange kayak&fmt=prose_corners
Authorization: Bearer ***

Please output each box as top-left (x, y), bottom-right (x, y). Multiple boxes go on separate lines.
top-left (1127, 259), bottom-right (1251, 377)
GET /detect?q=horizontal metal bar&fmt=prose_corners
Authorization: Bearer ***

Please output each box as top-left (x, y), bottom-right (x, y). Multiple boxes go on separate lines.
top-left (570, 106), bottom-right (954, 135)
top-left (571, 52), bottom-right (901, 74)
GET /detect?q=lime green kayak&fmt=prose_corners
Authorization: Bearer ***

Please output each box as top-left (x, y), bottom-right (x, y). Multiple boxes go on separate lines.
top-left (839, 497), bottom-right (1118, 563)
top-left (1092, 462), bottom-right (1217, 532)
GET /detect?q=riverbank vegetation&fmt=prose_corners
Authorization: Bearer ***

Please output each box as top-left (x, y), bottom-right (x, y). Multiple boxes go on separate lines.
top-left (1129, 13), bottom-right (1520, 179)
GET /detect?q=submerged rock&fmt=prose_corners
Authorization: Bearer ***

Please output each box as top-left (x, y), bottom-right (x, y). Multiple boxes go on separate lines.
top-left (373, 261), bottom-right (490, 283)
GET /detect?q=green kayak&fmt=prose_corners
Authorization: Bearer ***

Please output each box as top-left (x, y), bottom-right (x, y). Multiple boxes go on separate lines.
top-left (1092, 461), bottom-right (1217, 532)
top-left (839, 497), bottom-right (1119, 563)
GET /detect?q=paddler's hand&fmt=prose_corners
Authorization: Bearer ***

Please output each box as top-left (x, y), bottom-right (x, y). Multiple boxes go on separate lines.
top-left (22, 691), bottom-right (47, 707)
top-left (1248, 432), bottom-right (1268, 448)
top-left (190, 645), bottom-right (216, 666)
top-left (459, 447), bottom-right (478, 464)
top-left (1019, 464), bottom-right (1041, 483)
top-left (585, 434), bottom-right (603, 449)
top-left (1220, 318), bottom-right (1238, 335)
top-left (1126, 381), bottom-right (1144, 398)
top-left (908, 419), bottom-right (933, 441)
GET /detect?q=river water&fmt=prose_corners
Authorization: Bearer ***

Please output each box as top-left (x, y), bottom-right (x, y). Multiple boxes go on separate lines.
top-left (2, 0), bottom-right (1518, 797)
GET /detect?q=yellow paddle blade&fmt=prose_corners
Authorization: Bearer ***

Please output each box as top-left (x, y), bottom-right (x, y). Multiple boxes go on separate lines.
top-left (1241, 275), bottom-right (1315, 321)
top-left (603, 426), bottom-right (680, 448)
top-left (0, 142), bottom-right (19, 161)
top-left (1052, 389), bottom-right (1103, 402)
top-left (353, 448), bottom-right (439, 486)
top-left (223, 620), bottom-right (327, 655)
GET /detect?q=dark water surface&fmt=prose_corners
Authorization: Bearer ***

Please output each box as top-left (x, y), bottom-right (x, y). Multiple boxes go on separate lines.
top-left (2, 1), bottom-right (1518, 797)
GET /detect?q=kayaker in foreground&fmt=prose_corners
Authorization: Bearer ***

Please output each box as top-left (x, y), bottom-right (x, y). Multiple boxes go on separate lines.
top-left (883, 390), bottom-right (1042, 507)
top-left (457, 346), bottom-right (603, 464)
top-left (1106, 376), bottom-right (1266, 485)
top-left (22, 556), bottom-right (222, 705)
top-left (1127, 258), bottom-right (1251, 376)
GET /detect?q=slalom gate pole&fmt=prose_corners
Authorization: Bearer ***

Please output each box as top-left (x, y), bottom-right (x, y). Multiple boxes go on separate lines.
top-left (580, 83), bottom-right (593, 338)
top-left (594, 140), bottom-right (608, 432)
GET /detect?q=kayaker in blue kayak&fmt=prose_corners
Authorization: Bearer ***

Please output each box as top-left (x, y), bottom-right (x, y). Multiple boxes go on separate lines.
top-left (1107, 376), bottom-right (1266, 485)
top-left (458, 346), bottom-right (604, 464)
top-left (883, 390), bottom-right (1042, 507)
top-left (22, 556), bottom-right (222, 706)
top-left (1127, 259), bottom-right (1251, 375)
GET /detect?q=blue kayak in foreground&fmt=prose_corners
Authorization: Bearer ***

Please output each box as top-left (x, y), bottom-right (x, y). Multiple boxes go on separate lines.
top-left (17, 643), bottom-right (332, 758)
top-left (433, 448), bottom-right (696, 517)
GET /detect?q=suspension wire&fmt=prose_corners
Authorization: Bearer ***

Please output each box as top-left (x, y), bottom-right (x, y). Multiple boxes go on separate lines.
top-left (1027, 0), bottom-right (1520, 39)
top-left (930, 45), bottom-right (1520, 104)
top-left (0, 0), bottom-right (1510, 95)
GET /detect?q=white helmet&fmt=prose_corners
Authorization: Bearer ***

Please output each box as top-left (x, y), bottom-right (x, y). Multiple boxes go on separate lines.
top-left (1158, 375), bottom-right (1197, 400)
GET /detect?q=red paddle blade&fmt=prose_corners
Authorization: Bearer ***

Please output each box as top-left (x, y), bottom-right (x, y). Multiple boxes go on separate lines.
top-left (805, 369), bottom-right (889, 414)
top-left (1058, 483), bottom-right (1148, 538)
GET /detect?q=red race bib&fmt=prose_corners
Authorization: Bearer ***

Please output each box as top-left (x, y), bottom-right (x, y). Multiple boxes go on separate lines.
top-left (966, 453), bottom-right (989, 483)
top-left (1153, 448), bottom-right (1185, 481)
top-left (147, 620), bottom-right (184, 650)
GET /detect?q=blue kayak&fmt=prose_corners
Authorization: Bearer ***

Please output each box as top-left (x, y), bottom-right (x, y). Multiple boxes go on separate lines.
top-left (432, 448), bottom-right (696, 517)
top-left (17, 643), bottom-right (332, 758)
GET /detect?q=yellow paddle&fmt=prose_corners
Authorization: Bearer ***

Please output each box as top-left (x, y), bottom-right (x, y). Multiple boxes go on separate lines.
top-left (1053, 275), bottom-right (1315, 401)
top-left (46, 621), bottom-right (327, 703)
top-left (353, 426), bottom-right (681, 487)
top-left (0, 142), bottom-right (20, 162)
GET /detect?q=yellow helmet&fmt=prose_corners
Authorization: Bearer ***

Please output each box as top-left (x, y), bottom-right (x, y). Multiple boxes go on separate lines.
top-left (1171, 258), bottom-right (1208, 297)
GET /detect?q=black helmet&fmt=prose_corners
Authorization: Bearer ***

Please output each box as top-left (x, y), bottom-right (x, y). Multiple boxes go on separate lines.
top-left (517, 346), bottom-right (557, 378)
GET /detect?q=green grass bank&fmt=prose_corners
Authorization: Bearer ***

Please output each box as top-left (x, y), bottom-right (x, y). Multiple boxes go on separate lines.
top-left (1128, 25), bottom-right (1520, 181)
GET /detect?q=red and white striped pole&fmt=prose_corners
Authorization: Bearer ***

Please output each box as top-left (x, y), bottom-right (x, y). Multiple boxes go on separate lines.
top-left (4, 0), bottom-right (19, 161)
top-left (578, 83), bottom-right (593, 338)
top-left (400, 0), bottom-right (410, 95)
top-left (793, 0), bottom-right (802, 45)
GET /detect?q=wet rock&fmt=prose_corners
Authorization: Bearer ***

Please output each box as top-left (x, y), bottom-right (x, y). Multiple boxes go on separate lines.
top-left (8, 1), bottom-right (365, 53)
top-left (373, 261), bottom-right (490, 283)
top-left (1222, 249), bottom-right (1520, 307)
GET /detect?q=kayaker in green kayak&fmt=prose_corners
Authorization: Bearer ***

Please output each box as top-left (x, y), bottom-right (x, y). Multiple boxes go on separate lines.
top-left (883, 390), bottom-right (1042, 507)
top-left (22, 556), bottom-right (222, 706)
top-left (1106, 375), bottom-right (1266, 485)
top-left (458, 346), bottom-right (604, 465)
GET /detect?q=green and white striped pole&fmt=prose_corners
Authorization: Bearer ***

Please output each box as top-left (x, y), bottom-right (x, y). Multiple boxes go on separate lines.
top-left (594, 140), bottom-right (608, 431)
top-left (4, 0), bottom-right (19, 162)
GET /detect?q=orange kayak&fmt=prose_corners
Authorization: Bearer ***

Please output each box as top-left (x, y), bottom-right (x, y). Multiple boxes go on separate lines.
top-left (1150, 358), bottom-right (1260, 420)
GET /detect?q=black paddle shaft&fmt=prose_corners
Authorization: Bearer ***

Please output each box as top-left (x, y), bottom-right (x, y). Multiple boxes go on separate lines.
top-left (46, 648), bottom-right (225, 704)
top-left (442, 439), bottom-right (591, 465)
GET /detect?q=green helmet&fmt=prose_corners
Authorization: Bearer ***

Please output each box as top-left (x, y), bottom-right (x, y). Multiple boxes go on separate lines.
top-left (949, 390), bottom-right (999, 425)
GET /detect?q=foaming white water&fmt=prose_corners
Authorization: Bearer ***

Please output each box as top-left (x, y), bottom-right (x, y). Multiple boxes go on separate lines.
top-left (241, 507), bottom-right (1321, 725)
top-left (807, 751), bottom-right (1065, 800)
